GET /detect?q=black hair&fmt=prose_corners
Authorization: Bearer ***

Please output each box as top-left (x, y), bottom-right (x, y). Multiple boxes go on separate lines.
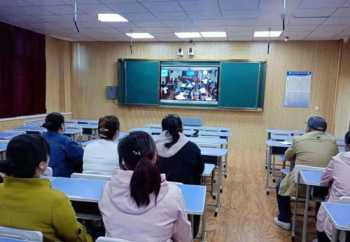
top-left (0, 134), bottom-right (50, 178)
top-left (98, 115), bottom-right (120, 140)
top-left (42, 112), bottom-right (64, 132)
top-left (161, 114), bottom-right (183, 148)
top-left (118, 131), bottom-right (160, 207)
top-left (345, 131), bottom-right (350, 146)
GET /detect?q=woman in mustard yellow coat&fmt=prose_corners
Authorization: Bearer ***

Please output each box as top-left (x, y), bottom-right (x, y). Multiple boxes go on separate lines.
top-left (0, 134), bottom-right (92, 242)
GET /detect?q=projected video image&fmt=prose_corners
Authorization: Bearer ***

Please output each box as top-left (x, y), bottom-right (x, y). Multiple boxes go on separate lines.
top-left (160, 66), bottom-right (219, 105)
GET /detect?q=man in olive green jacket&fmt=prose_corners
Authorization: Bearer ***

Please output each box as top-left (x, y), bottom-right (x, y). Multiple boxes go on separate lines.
top-left (274, 116), bottom-right (338, 230)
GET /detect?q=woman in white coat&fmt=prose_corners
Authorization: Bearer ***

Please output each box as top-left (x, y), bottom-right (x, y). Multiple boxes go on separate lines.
top-left (99, 131), bottom-right (192, 242)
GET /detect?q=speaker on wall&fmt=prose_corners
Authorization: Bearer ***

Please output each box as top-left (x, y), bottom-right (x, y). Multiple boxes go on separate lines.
top-left (106, 86), bottom-right (118, 100)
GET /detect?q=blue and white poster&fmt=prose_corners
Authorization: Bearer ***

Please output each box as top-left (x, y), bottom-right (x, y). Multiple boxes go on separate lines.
top-left (284, 71), bottom-right (312, 108)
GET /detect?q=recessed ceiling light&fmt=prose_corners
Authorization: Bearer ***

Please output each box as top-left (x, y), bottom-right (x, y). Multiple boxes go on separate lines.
top-left (254, 31), bottom-right (282, 38)
top-left (201, 32), bottom-right (227, 38)
top-left (175, 32), bottom-right (201, 38)
top-left (98, 13), bottom-right (128, 22)
top-left (126, 33), bottom-right (154, 39)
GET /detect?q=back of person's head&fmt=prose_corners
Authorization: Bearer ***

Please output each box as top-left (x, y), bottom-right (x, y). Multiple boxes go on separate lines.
top-left (306, 116), bottom-right (327, 132)
top-left (345, 131), bottom-right (350, 150)
top-left (98, 115), bottom-right (120, 140)
top-left (161, 114), bottom-right (183, 148)
top-left (118, 131), bottom-right (160, 207)
top-left (0, 134), bottom-right (50, 178)
top-left (42, 112), bottom-right (64, 132)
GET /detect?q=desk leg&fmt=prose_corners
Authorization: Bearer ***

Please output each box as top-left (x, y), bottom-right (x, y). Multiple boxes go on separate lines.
top-left (331, 227), bottom-right (339, 242)
top-left (302, 185), bottom-right (310, 242)
top-left (199, 204), bottom-right (207, 242)
top-left (291, 174), bottom-right (300, 239)
top-left (214, 156), bottom-right (223, 216)
top-left (265, 145), bottom-right (272, 195)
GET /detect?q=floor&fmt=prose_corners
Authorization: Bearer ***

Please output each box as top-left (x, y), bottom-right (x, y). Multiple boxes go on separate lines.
top-left (203, 147), bottom-right (291, 242)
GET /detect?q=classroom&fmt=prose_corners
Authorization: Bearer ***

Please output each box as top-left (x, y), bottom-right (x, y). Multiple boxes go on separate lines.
top-left (0, 0), bottom-right (350, 242)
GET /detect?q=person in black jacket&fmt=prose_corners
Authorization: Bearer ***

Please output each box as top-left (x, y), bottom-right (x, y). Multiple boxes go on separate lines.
top-left (156, 114), bottom-right (204, 238)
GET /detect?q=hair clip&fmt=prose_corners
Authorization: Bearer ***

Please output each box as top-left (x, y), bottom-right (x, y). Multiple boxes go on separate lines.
top-left (132, 150), bottom-right (141, 156)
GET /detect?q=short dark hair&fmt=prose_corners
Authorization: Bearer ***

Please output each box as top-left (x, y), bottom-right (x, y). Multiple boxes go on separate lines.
top-left (0, 134), bottom-right (50, 178)
top-left (42, 112), bottom-right (64, 132)
top-left (345, 131), bottom-right (350, 146)
top-left (118, 131), bottom-right (160, 207)
top-left (161, 114), bottom-right (183, 148)
top-left (98, 115), bottom-right (120, 140)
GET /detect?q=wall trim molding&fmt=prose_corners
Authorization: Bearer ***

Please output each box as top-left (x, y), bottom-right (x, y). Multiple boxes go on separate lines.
top-left (0, 112), bottom-right (72, 123)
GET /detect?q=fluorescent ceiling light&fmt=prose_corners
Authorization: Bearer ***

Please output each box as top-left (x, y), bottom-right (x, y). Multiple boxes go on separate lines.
top-left (126, 33), bottom-right (154, 39)
top-left (175, 32), bottom-right (201, 38)
top-left (98, 13), bottom-right (128, 22)
top-left (254, 31), bottom-right (282, 38)
top-left (201, 32), bottom-right (227, 38)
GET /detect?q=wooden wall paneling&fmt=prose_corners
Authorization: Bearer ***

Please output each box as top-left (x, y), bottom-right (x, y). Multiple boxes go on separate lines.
top-left (335, 42), bottom-right (350, 137)
top-left (71, 41), bottom-right (341, 146)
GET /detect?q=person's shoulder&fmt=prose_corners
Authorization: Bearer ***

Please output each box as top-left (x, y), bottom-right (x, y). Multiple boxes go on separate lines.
top-left (45, 184), bottom-right (70, 203)
top-left (164, 182), bottom-right (183, 204)
top-left (185, 141), bottom-right (200, 152)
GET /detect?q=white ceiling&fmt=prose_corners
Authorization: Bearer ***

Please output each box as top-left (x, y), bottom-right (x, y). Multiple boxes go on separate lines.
top-left (0, 0), bottom-right (349, 41)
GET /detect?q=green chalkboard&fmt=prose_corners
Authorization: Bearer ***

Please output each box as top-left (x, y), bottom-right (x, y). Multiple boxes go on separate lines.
top-left (118, 59), bottom-right (266, 110)
top-left (219, 61), bottom-right (263, 109)
top-left (118, 59), bottom-right (160, 105)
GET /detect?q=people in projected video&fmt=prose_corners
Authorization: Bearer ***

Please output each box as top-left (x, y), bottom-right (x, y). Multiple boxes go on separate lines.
top-left (160, 67), bottom-right (218, 103)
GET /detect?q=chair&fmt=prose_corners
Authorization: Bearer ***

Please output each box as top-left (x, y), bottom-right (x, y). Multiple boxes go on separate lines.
top-left (71, 173), bottom-right (111, 181)
top-left (339, 196), bottom-right (350, 202)
top-left (96, 236), bottom-right (133, 242)
top-left (0, 226), bottom-right (43, 242)
top-left (43, 167), bottom-right (52, 177)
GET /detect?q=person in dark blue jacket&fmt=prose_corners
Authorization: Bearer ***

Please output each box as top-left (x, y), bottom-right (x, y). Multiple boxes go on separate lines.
top-left (42, 112), bottom-right (84, 177)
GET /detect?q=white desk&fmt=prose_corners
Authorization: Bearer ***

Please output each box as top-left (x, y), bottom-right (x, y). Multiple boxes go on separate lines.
top-left (50, 177), bottom-right (207, 242)
top-left (322, 202), bottom-right (350, 242)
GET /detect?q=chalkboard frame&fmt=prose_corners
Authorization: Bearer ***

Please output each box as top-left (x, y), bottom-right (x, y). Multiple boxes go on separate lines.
top-left (118, 58), bottom-right (266, 111)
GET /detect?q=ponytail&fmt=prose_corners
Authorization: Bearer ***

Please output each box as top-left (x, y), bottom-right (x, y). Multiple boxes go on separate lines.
top-left (161, 114), bottom-right (183, 148)
top-left (118, 131), bottom-right (161, 207)
top-left (130, 157), bottom-right (161, 207)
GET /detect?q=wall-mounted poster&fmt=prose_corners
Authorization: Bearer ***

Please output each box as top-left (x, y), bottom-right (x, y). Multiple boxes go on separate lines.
top-left (284, 71), bottom-right (312, 108)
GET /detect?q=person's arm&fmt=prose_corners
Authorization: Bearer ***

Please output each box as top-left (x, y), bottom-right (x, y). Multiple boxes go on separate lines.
top-left (284, 139), bottom-right (296, 162)
top-left (172, 192), bottom-right (192, 242)
top-left (320, 158), bottom-right (335, 186)
top-left (195, 145), bottom-right (205, 177)
top-left (65, 139), bottom-right (84, 171)
top-left (52, 195), bottom-right (92, 242)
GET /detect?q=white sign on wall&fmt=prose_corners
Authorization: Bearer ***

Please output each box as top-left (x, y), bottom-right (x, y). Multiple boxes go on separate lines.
top-left (284, 71), bottom-right (312, 108)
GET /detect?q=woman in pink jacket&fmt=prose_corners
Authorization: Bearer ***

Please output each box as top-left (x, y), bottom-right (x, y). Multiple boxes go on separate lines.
top-left (316, 131), bottom-right (350, 242)
top-left (99, 131), bottom-right (192, 242)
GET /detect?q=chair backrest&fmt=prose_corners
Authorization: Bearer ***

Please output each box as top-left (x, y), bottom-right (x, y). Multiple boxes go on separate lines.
top-left (270, 132), bottom-right (293, 142)
top-left (339, 196), bottom-right (350, 203)
top-left (96, 237), bottom-right (133, 242)
top-left (43, 167), bottom-right (52, 177)
top-left (71, 173), bottom-right (111, 181)
top-left (293, 165), bottom-right (325, 183)
top-left (0, 226), bottom-right (43, 242)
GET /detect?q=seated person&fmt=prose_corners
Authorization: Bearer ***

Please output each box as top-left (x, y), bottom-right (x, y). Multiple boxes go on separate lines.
top-left (83, 115), bottom-right (120, 175)
top-left (42, 112), bottom-right (84, 177)
top-left (99, 131), bottom-right (192, 242)
top-left (274, 116), bottom-right (338, 230)
top-left (316, 131), bottom-right (350, 242)
top-left (155, 114), bottom-right (204, 238)
top-left (0, 134), bottom-right (91, 242)
top-left (156, 114), bottom-right (204, 185)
